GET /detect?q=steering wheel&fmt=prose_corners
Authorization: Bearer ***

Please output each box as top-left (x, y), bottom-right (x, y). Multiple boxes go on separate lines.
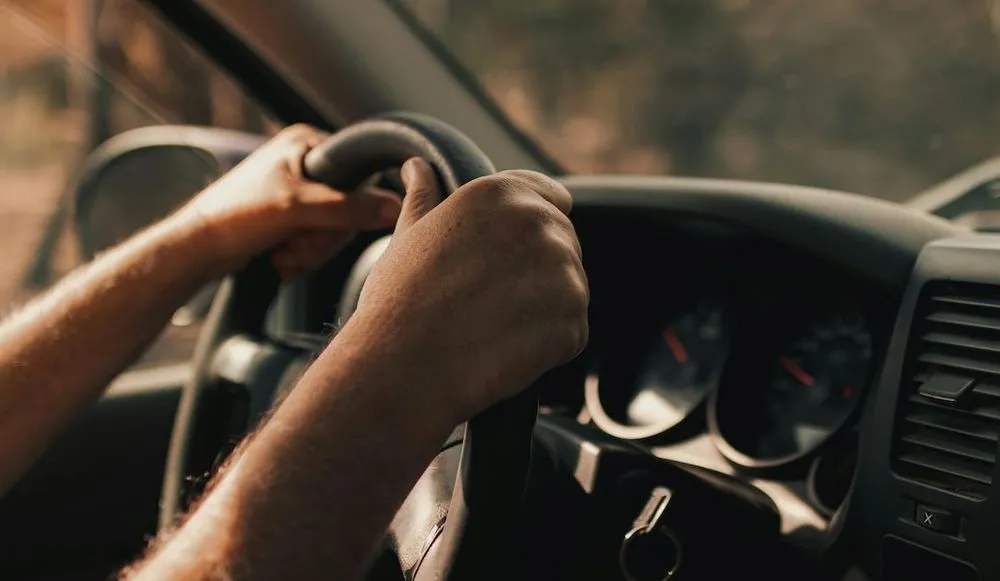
top-left (159, 113), bottom-right (537, 580)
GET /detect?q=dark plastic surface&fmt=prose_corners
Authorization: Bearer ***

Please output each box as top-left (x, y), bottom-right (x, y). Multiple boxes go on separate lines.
top-left (833, 234), bottom-right (1000, 579)
top-left (0, 381), bottom-right (182, 580)
top-left (881, 535), bottom-right (980, 581)
top-left (564, 175), bottom-right (959, 291)
top-left (531, 416), bottom-right (784, 580)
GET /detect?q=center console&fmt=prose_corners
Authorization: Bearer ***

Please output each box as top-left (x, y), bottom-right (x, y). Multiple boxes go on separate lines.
top-left (834, 234), bottom-right (1000, 580)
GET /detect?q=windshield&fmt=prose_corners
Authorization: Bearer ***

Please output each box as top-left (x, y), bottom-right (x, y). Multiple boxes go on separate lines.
top-left (398, 0), bottom-right (1000, 202)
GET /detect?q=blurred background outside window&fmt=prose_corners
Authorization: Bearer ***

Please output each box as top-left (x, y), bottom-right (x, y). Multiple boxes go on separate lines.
top-left (9, 0), bottom-right (1000, 368)
top-left (0, 0), bottom-right (275, 368)
top-left (401, 0), bottom-right (1000, 202)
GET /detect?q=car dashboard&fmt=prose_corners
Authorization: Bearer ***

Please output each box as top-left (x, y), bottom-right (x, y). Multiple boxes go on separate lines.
top-left (0, 171), bottom-right (988, 581)
top-left (539, 206), bottom-right (895, 549)
top-left (321, 174), bottom-right (977, 578)
top-left (532, 176), bottom-right (1000, 580)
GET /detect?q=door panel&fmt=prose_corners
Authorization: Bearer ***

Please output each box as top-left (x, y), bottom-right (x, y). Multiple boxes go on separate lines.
top-left (0, 2), bottom-right (274, 578)
top-left (0, 368), bottom-right (188, 580)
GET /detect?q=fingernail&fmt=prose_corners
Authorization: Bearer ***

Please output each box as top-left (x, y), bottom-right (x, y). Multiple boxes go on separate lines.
top-left (400, 158), bottom-right (417, 187)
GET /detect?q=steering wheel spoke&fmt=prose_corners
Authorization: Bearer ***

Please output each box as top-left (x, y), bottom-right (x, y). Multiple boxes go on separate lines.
top-left (210, 335), bottom-right (303, 422)
top-left (389, 438), bottom-right (462, 580)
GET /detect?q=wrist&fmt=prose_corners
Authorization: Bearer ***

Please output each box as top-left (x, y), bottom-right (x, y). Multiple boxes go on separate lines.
top-left (331, 309), bottom-right (470, 428)
top-left (161, 202), bottom-right (251, 280)
top-left (152, 211), bottom-right (233, 283)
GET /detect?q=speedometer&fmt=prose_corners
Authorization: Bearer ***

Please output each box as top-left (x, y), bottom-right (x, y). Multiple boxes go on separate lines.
top-left (711, 308), bottom-right (873, 467)
top-left (751, 311), bottom-right (872, 459)
top-left (587, 299), bottom-right (730, 440)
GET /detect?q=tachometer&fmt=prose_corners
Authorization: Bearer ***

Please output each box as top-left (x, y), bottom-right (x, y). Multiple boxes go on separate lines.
top-left (712, 309), bottom-right (872, 466)
top-left (587, 299), bottom-right (730, 440)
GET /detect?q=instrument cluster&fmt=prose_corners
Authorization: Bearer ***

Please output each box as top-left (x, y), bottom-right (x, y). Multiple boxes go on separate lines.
top-left (586, 295), bottom-right (875, 465)
top-left (577, 249), bottom-right (888, 518)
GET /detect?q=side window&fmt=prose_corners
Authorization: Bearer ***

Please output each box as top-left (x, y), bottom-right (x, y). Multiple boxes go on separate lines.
top-left (0, 0), bottom-right (277, 370)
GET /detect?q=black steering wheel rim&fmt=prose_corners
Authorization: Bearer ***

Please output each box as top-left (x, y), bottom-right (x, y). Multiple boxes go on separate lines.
top-left (159, 112), bottom-right (537, 580)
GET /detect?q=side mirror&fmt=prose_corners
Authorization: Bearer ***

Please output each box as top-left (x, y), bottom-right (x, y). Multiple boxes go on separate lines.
top-left (72, 126), bottom-right (266, 324)
top-left (74, 126), bottom-right (265, 257)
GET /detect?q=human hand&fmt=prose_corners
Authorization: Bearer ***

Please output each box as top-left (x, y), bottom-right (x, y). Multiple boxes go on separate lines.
top-left (173, 124), bottom-right (402, 279)
top-left (349, 158), bottom-right (589, 423)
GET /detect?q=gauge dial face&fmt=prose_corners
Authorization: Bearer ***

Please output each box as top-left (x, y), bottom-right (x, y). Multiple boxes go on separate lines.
top-left (746, 311), bottom-right (872, 459)
top-left (595, 300), bottom-right (730, 436)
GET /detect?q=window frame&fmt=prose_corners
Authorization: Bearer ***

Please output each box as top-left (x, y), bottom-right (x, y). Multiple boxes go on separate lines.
top-left (140, 0), bottom-right (331, 130)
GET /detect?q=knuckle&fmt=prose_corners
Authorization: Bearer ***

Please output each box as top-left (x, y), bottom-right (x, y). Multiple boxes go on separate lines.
top-left (538, 229), bottom-right (581, 268)
top-left (498, 169), bottom-right (572, 211)
top-left (282, 123), bottom-right (313, 138)
top-left (557, 316), bottom-right (589, 363)
top-left (457, 174), bottom-right (569, 230)
top-left (510, 199), bottom-right (550, 231)
top-left (571, 317), bottom-right (590, 358)
top-left (569, 267), bottom-right (590, 311)
top-left (467, 174), bottom-right (533, 207)
top-left (538, 233), bottom-right (571, 265)
top-left (549, 213), bottom-right (578, 246)
top-left (469, 173), bottom-right (517, 194)
top-left (543, 263), bottom-right (590, 363)
top-left (502, 169), bottom-right (564, 194)
top-left (447, 179), bottom-right (492, 210)
top-left (276, 184), bottom-right (304, 212)
top-left (562, 261), bottom-right (590, 314)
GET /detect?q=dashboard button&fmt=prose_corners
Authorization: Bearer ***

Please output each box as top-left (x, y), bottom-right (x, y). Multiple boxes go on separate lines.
top-left (914, 504), bottom-right (959, 535)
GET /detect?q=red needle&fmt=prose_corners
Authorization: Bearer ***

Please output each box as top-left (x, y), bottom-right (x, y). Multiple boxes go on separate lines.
top-left (663, 328), bottom-right (689, 363)
top-left (779, 355), bottom-right (815, 386)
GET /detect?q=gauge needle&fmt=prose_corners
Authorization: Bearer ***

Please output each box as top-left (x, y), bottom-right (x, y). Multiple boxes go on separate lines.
top-left (663, 328), bottom-right (689, 363)
top-left (779, 355), bottom-right (815, 386)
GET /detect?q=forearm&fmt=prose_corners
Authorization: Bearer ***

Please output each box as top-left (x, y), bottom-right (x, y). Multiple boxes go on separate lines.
top-left (0, 215), bottom-right (221, 494)
top-left (128, 313), bottom-right (458, 581)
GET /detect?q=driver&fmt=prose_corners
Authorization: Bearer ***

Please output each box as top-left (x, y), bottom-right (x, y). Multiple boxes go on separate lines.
top-left (0, 124), bottom-right (588, 580)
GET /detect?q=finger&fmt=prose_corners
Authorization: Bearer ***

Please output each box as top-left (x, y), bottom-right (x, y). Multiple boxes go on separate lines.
top-left (272, 230), bottom-right (353, 276)
top-left (270, 250), bottom-right (298, 280)
top-left (293, 239), bottom-right (350, 273)
top-left (277, 264), bottom-right (307, 281)
top-left (292, 230), bottom-right (354, 263)
top-left (503, 170), bottom-right (572, 216)
top-left (296, 184), bottom-right (402, 230)
top-left (545, 209), bottom-right (584, 258)
top-left (281, 123), bottom-right (331, 148)
top-left (396, 158), bottom-right (443, 233)
top-left (271, 247), bottom-right (326, 281)
top-left (302, 128), bottom-right (331, 150)
top-left (280, 125), bottom-right (332, 182)
top-left (279, 231), bottom-right (339, 256)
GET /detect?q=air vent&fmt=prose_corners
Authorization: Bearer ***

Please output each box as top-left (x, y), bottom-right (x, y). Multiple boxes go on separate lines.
top-left (892, 282), bottom-right (1000, 500)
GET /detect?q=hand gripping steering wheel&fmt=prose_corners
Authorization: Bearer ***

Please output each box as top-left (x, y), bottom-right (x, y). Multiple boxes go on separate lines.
top-left (159, 113), bottom-right (537, 580)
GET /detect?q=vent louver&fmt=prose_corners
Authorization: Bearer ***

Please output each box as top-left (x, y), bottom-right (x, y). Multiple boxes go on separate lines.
top-left (892, 282), bottom-right (1000, 500)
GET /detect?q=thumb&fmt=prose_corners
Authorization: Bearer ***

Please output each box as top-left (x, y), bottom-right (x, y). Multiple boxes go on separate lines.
top-left (396, 157), bottom-right (443, 233)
